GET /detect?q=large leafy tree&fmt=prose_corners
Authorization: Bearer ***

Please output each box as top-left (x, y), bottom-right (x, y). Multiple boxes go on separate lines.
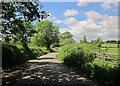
top-left (1, 2), bottom-right (49, 48)
top-left (31, 32), bottom-right (46, 47)
top-left (52, 26), bottom-right (60, 46)
top-left (60, 38), bottom-right (76, 46)
top-left (32, 20), bottom-right (59, 50)
top-left (60, 31), bottom-right (76, 46)
top-left (60, 31), bottom-right (73, 40)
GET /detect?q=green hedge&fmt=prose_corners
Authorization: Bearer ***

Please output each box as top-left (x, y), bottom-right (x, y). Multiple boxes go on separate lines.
top-left (56, 43), bottom-right (120, 85)
top-left (84, 58), bottom-right (120, 85)
top-left (2, 42), bottom-right (49, 69)
top-left (3, 42), bottom-right (26, 69)
top-left (30, 47), bottom-right (50, 57)
top-left (57, 43), bottom-right (96, 69)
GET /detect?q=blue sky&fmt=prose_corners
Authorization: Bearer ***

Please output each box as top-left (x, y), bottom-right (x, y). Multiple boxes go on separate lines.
top-left (39, 2), bottom-right (118, 42)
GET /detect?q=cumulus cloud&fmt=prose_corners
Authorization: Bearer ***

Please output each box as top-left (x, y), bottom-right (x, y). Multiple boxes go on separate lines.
top-left (101, 2), bottom-right (118, 10)
top-left (101, 2), bottom-right (111, 9)
top-left (59, 28), bottom-right (69, 33)
top-left (60, 10), bottom-right (118, 42)
top-left (63, 17), bottom-right (78, 25)
top-left (64, 9), bottom-right (78, 17)
top-left (98, 16), bottom-right (118, 39)
top-left (77, 2), bottom-right (88, 7)
top-left (85, 11), bottom-right (103, 20)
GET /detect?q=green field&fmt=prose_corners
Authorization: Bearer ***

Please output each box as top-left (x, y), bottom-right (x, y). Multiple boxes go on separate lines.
top-left (101, 43), bottom-right (120, 59)
top-left (102, 43), bottom-right (120, 48)
top-left (105, 48), bottom-right (120, 54)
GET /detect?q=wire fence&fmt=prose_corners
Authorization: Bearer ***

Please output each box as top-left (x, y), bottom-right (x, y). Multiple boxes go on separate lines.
top-left (94, 52), bottom-right (120, 64)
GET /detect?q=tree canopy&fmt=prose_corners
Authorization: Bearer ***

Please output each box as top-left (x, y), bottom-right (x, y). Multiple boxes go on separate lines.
top-left (60, 31), bottom-right (73, 40)
top-left (31, 20), bottom-right (59, 50)
top-left (2, 2), bottom-right (49, 48)
top-left (60, 31), bottom-right (76, 46)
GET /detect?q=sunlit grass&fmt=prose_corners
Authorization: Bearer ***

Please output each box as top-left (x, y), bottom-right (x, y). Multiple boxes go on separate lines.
top-left (102, 43), bottom-right (119, 48)
top-left (101, 47), bottom-right (120, 59)
top-left (106, 48), bottom-right (120, 54)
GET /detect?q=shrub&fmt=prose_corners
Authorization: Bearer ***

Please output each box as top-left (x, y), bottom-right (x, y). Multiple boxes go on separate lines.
top-left (92, 59), bottom-right (119, 85)
top-left (84, 58), bottom-right (120, 85)
top-left (57, 43), bottom-right (120, 85)
top-left (57, 43), bottom-right (96, 69)
top-left (30, 47), bottom-right (50, 57)
top-left (2, 42), bottom-right (27, 69)
top-left (2, 42), bottom-right (50, 69)
top-left (51, 42), bottom-right (60, 48)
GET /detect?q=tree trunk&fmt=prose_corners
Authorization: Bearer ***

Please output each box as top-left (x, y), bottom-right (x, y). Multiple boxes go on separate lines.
top-left (21, 37), bottom-right (28, 49)
top-left (46, 43), bottom-right (50, 50)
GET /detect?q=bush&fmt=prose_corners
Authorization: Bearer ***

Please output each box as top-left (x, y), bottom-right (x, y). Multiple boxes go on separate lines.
top-left (60, 38), bottom-right (76, 46)
top-left (51, 42), bottom-right (60, 48)
top-left (2, 42), bottom-right (50, 69)
top-left (30, 47), bottom-right (50, 57)
top-left (57, 43), bottom-right (96, 69)
top-left (57, 43), bottom-right (120, 85)
top-left (2, 42), bottom-right (27, 69)
top-left (84, 58), bottom-right (120, 85)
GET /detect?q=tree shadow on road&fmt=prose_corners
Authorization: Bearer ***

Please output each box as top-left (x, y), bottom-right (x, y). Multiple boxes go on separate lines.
top-left (2, 56), bottom-right (97, 86)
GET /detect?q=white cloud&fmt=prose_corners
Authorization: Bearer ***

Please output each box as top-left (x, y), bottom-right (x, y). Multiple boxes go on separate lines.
top-left (101, 2), bottom-right (112, 9)
top-left (98, 16), bottom-right (118, 39)
top-left (101, 2), bottom-right (118, 10)
top-left (47, 13), bottom-right (62, 24)
top-left (64, 9), bottom-right (78, 17)
top-left (47, 13), bottom-right (56, 21)
top-left (48, 11), bottom-right (118, 42)
top-left (61, 10), bottom-right (118, 42)
top-left (63, 17), bottom-right (78, 25)
top-left (54, 20), bottom-right (62, 24)
top-left (85, 11), bottom-right (104, 20)
top-left (77, 2), bottom-right (88, 7)
top-left (59, 28), bottom-right (69, 33)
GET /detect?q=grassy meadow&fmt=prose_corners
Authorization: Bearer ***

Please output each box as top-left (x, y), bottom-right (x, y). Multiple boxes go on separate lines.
top-left (101, 43), bottom-right (120, 59)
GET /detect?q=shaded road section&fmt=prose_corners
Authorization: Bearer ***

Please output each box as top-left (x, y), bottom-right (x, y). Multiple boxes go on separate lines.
top-left (2, 52), bottom-right (97, 86)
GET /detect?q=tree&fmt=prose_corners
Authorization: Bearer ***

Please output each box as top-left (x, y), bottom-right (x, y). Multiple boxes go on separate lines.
top-left (106, 40), bottom-right (117, 43)
top-left (60, 31), bottom-right (76, 46)
top-left (31, 32), bottom-right (46, 47)
top-left (60, 38), bottom-right (76, 46)
top-left (80, 36), bottom-right (88, 43)
top-left (32, 20), bottom-right (59, 50)
top-left (91, 37), bottom-right (102, 48)
top-left (2, 2), bottom-right (49, 48)
top-left (16, 20), bottom-right (35, 48)
top-left (60, 31), bottom-right (73, 40)
top-left (51, 26), bottom-right (60, 47)
top-left (53, 26), bottom-right (60, 43)
top-left (96, 37), bottom-right (102, 47)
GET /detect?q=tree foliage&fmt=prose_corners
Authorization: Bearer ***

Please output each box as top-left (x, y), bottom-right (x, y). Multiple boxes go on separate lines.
top-left (80, 36), bottom-right (88, 43)
top-left (60, 38), bottom-right (75, 46)
top-left (91, 37), bottom-right (102, 47)
top-left (2, 2), bottom-right (49, 48)
top-left (60, 31), bottom-right (75, 46)
top-left (32, 20), bottom-right (59, 50)
top-left (60, 31), bottom-right (73, 40)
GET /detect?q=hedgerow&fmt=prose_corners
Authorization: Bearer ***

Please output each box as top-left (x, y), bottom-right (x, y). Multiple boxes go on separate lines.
top-left (56, 43), bottom-right (120, 85)
top-left (2, 42), bottom-right (49, 69)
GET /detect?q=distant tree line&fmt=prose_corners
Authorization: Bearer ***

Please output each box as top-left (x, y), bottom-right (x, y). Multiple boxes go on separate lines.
top-left (105, 40), bottom-right (120, 44)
